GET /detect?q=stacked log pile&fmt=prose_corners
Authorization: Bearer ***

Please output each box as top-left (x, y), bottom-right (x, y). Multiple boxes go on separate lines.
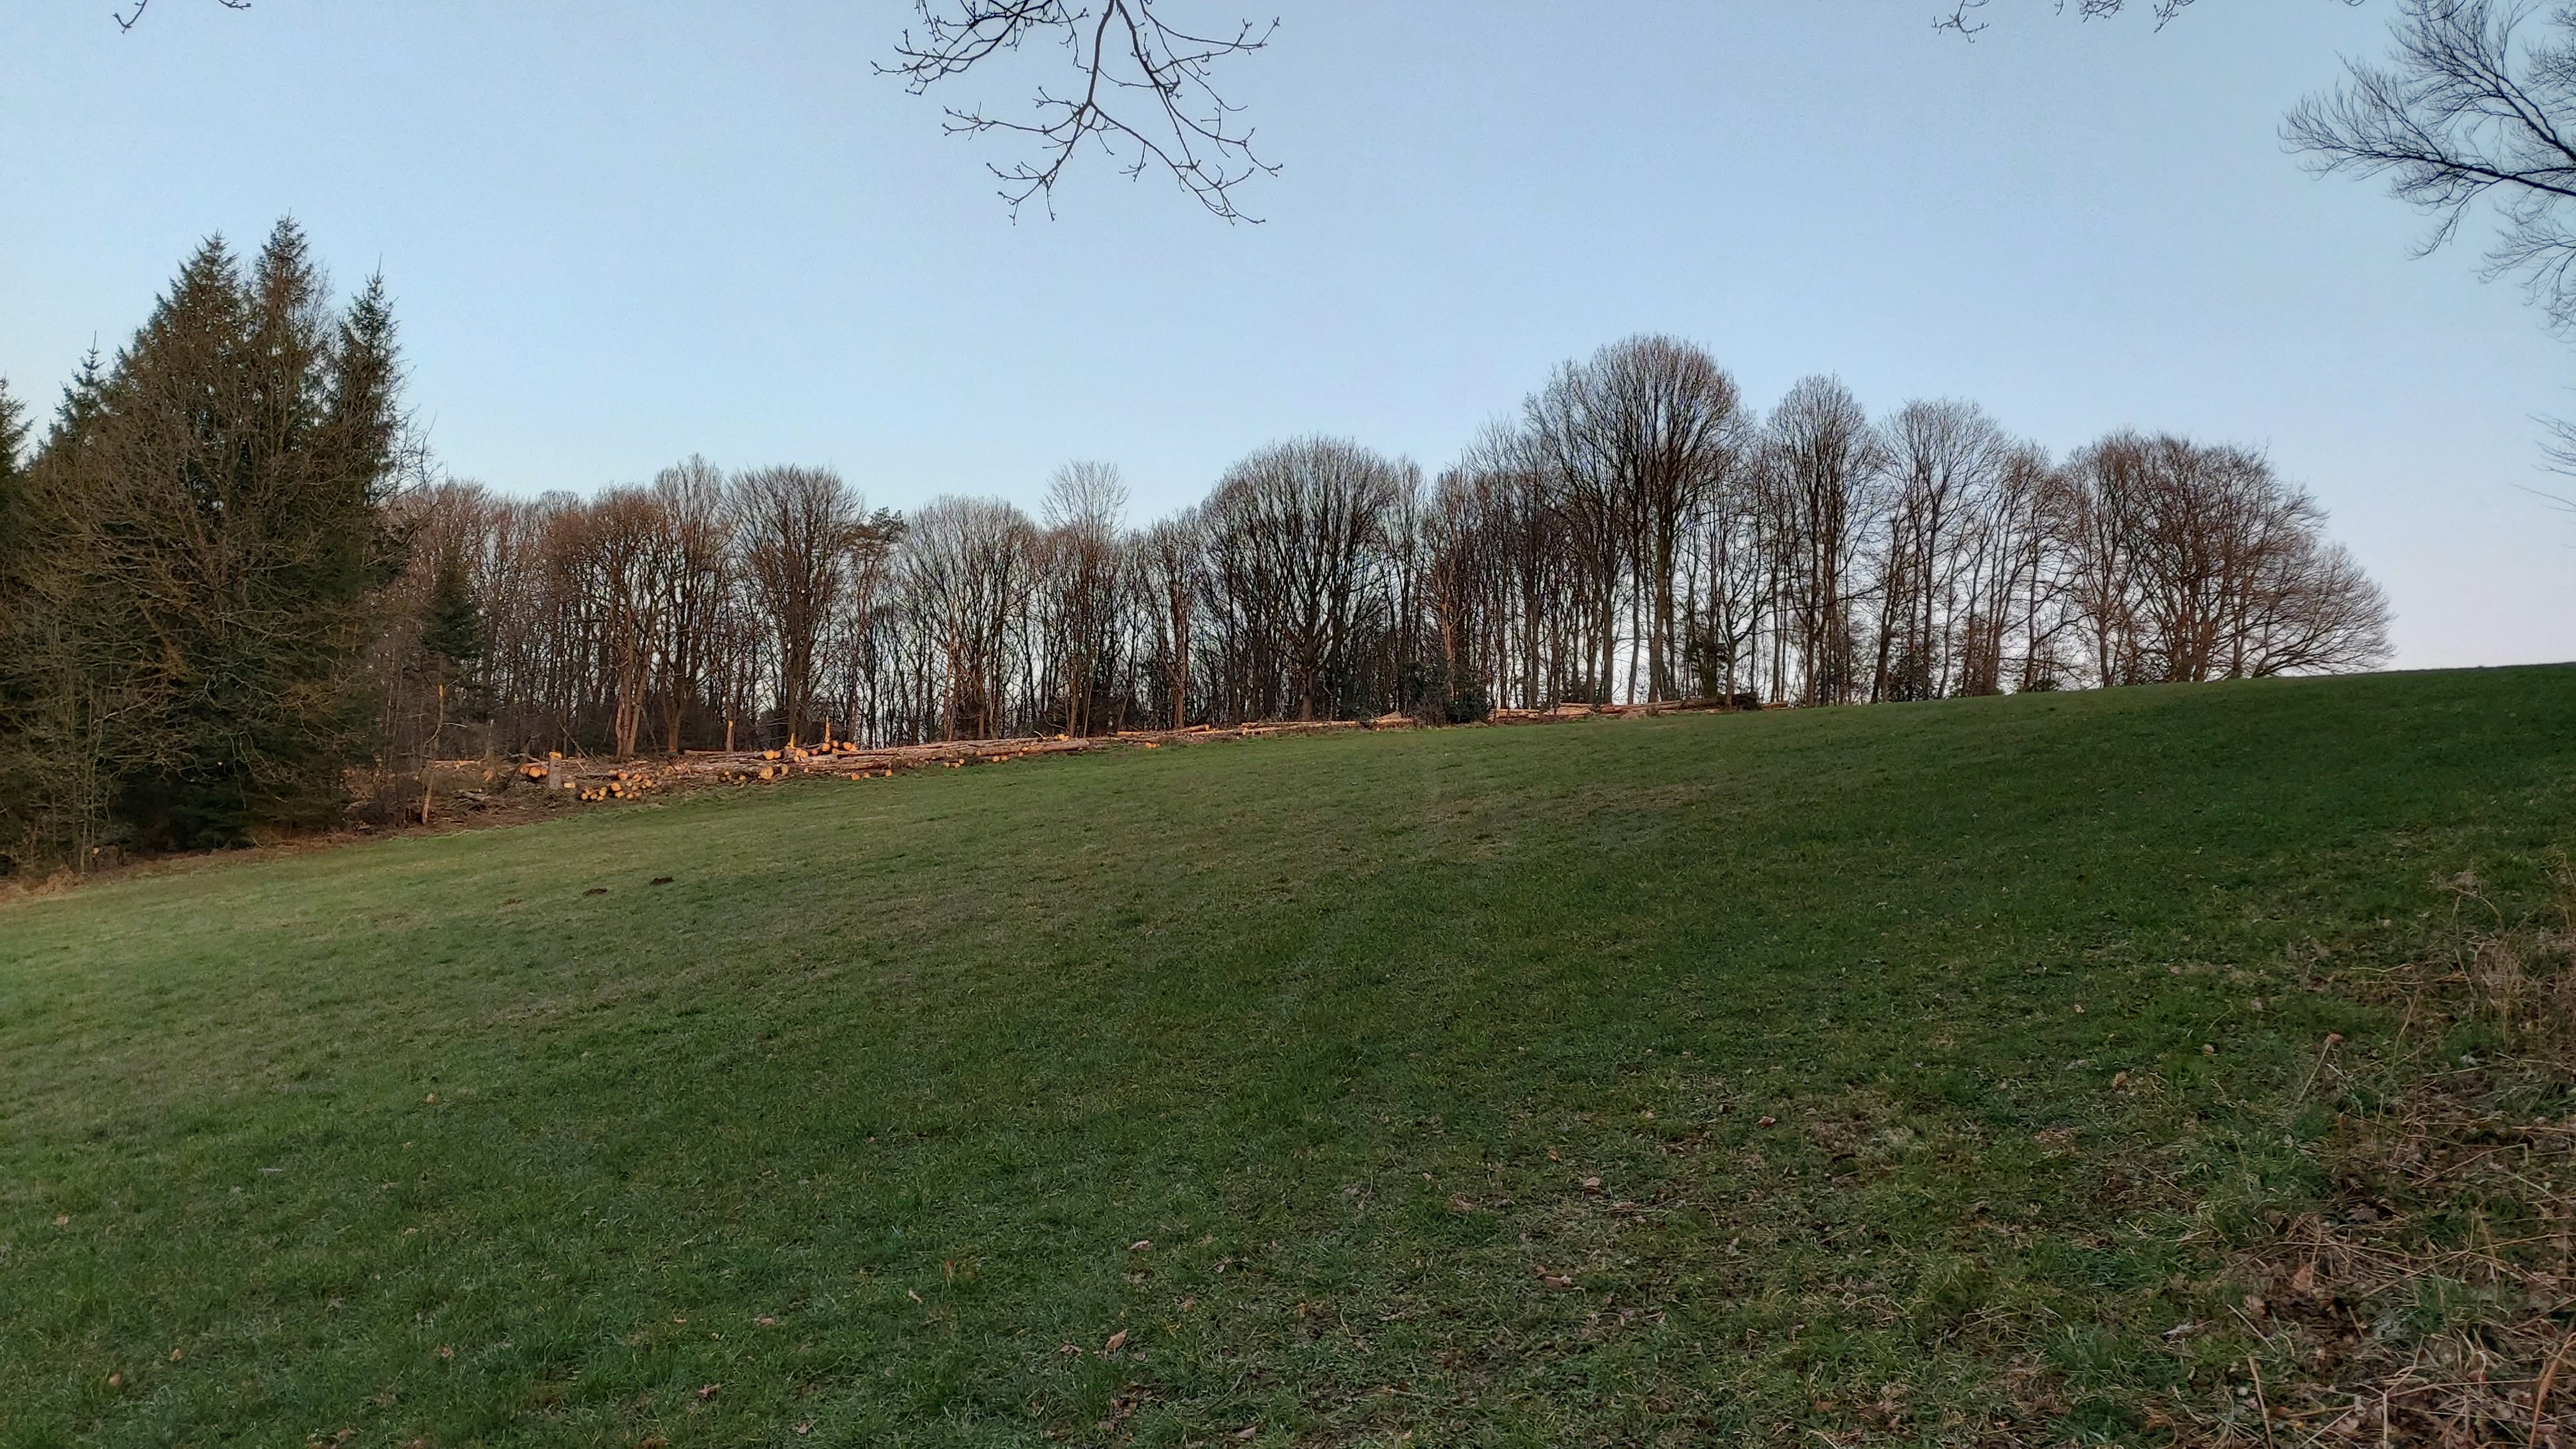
top-left (1485, 696), bottom-right (1758, 725)
top-left (454, 696), bottom-right (1763, 808)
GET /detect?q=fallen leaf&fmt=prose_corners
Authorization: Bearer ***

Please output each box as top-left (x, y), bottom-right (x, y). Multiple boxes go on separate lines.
top-left (52, 1214), bottom-right (68, 1226)
top-left (755, 1315), bottom-right (778, 1326)
top-left (106, 1372), bottom-right (122, 1387)
top-left (794, 1425), bottom-right (812, 1436)
top-left (697, 1383), bottom-right (719, 1400)
top-left (1756, 1116), bottom-right (1777, 1128)
top-left (1234, 1429), bottom-right (1258, 1440)
top-left (1104, 1328), bottom-right (1129, 1353)
top-left (436, 1345), bottom-right (454, 1361)
top-left (169, 1348), bottom-right (183, 1361)
top-left (905, 1288), bottom-right (922, 1304)
top-left (2110, 1071), bottom-right (2129, 1090)
top-left (1580, 1176), bottom-right (1602, 1190)
top-left (1541, 1273), bottom-right (1575, 1290)
top-left (1128, 1239), bottom-right (1151, 1252)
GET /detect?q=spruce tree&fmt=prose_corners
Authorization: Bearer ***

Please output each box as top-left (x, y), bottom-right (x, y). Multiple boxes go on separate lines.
top-left (420, 545), bottom-right (486, 675)
top-left (0, 376), bottom-right (27, 868)
top-left (418, 541), bottom-right (487, 754)
top-left (0, 376), bottom-right (25, 507)
top-left (1, 220), bottom-right (410, 864)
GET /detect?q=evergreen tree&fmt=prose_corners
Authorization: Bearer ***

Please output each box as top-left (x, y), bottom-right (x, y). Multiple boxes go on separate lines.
top-left (417, 540), bottom-right (487, 755)
top-left (0, 220), bottom-right (411, 865)
top-left (420, 544), bottom-right (486, 675)
top-left (0, 376), bottom-right (25, 505)
top-left (0, 376), bottom-right (27, 868)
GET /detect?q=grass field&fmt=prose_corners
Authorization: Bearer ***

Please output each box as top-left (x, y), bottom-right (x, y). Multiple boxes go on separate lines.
top-left (4, 668), bottom-right (2573, 1446)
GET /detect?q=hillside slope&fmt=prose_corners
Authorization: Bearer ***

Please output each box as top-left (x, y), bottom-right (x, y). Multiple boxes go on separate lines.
top-left (3, 668), bottom-right (2572, 1446)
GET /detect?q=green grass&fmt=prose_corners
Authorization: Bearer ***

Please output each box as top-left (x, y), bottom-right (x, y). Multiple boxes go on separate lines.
top-left (3, 668), bottom-right (2572, 1446)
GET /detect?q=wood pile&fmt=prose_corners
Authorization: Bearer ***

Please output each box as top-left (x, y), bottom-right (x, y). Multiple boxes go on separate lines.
top-left (1110, 719), bottom-right (1373, 744)
top-left (1487, 696), bottom-right (1761, 724)
top-left (446, 696), bottom-right (1770, 810)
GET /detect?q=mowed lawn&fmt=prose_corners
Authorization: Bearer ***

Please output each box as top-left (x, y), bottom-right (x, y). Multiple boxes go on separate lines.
top-left (3, 669), bottom-right (2572, 1446)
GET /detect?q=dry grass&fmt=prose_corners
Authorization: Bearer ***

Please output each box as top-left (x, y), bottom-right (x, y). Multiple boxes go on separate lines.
top-left (2182, 868), bottom-right (2576, 1446)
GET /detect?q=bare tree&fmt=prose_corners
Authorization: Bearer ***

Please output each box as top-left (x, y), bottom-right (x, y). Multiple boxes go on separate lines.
top-left (2064, 433), bottom-right (2389, 684)
top-left (735, 466), bottom-right (864, 747)
top-left (1135, 510), bottom-right (1202, 727)
top-left (1200, 438), bottom-right (1404, 721)
top-left (649, 456), bottom-right (732, 754)
top-left (1765, 377), bottom-right (1886, 705)
top-left (1038, 461), bottom-right (1129, 733)
top-left (1872, 400), bottom-right (2009, 701)
top-left (901, 496), bottom-right (1035, 739)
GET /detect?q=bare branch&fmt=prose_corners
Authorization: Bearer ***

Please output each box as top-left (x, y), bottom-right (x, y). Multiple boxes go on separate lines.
top-left (1935, 0), bottom-right (2210, 40)
top-left (2287, 0), bottom-right (2576, 333)
top-left (111, 0), bottom-right (249, 34)
top-left (878, 1), bottom-right (1280, 222)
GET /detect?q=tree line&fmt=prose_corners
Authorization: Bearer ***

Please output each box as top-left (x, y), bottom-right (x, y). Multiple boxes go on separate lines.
top-left (384, 343), bottom-right (2389, 768)
top-left (0, 227), bottom-right (2390, 873)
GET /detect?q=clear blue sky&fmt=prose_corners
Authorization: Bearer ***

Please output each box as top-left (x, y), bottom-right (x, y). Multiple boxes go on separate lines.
top-left (4, 1), bottom-right (2566, 669)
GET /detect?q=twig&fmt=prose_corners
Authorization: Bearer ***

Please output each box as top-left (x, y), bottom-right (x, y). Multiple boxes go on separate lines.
top-left (2535, 1328), bottom-right (2575, 1448)
top-left (2250, 1351), bottom-right (2279, 1449)
top-left (2294, 1032), bottom-right (2345, 1103)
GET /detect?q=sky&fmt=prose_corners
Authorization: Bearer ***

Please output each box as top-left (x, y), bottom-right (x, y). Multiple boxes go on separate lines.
top-left (3, 1), bottom-right (2567, 670)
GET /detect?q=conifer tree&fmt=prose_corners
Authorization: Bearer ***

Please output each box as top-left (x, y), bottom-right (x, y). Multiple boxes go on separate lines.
top-left (0, 220), bottom-right (410, 864)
